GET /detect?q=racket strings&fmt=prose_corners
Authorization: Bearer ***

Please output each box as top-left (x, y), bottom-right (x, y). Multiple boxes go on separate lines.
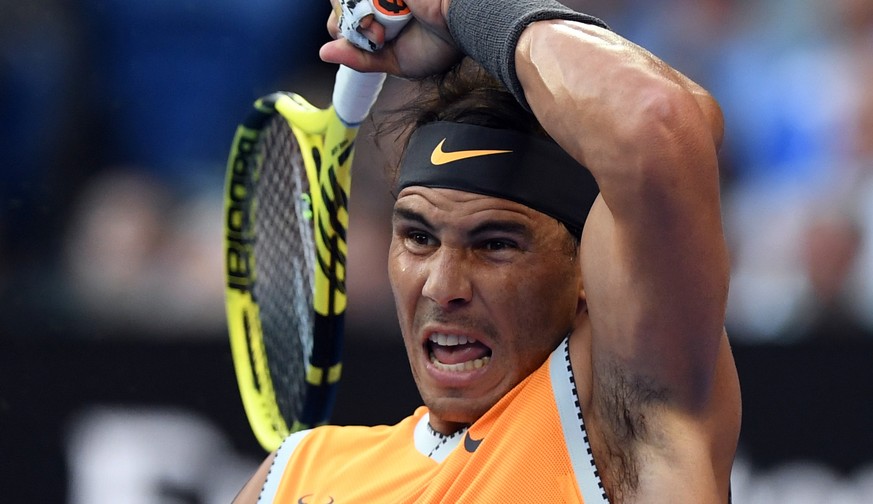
top-left (253, 116), bottom-right (317, 422)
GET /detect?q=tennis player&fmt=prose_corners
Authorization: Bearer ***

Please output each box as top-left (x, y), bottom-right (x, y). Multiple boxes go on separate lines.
top-left (235, 0), bottom-right (740, 502)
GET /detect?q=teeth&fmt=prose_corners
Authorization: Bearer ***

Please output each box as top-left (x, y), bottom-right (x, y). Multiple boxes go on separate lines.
top-left (429, 354), bottom-right (491, 372)
top-left (428, 333), bottom-right (477, 346)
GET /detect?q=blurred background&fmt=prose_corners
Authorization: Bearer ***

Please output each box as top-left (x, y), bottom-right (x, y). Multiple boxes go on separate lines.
top-left (2, 0), bottom-right (872, 502)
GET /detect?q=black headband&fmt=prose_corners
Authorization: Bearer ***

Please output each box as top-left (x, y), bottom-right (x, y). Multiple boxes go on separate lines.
top-left (397, 122), bottom-right (600, 236)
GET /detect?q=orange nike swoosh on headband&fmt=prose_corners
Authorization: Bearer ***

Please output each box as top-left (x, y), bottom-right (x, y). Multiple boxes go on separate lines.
top-left (430, 139), bottom-right (512, 165)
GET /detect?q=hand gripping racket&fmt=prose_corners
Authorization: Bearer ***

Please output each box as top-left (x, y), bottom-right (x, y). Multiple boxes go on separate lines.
top-left (224, 1), bottom-right (410, 452)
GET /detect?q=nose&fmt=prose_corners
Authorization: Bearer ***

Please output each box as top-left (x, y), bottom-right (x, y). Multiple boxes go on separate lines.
top-left (421, 247), bottom-right (472, 308)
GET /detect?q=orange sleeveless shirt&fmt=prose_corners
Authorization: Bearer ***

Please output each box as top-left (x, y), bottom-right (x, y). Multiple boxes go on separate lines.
top-left (260, 338), bottom-right (609, 503)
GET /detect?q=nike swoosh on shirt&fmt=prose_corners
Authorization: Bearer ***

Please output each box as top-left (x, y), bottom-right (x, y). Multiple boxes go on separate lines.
top-left (464, 430), bottom-right (484, 453)
top-left (430, 139), bottom-right (512, 166)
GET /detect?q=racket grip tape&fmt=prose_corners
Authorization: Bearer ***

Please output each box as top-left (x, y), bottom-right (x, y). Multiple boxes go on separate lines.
top-left (332, 66), bottom-right (386, 126)
top-left (332, 0), bottom-right (410, 125)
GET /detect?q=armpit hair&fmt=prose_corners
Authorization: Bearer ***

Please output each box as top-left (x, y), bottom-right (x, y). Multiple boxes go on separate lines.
top-left (596, 360), bottom-right (669, 502)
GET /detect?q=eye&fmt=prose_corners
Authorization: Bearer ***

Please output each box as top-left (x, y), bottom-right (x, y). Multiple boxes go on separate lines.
top-left (403, 229), bottom-right (436, 251)
top-left (409, 231), bottom-right (431, 245)
top-left (482, 239), bottom-right (518, 252)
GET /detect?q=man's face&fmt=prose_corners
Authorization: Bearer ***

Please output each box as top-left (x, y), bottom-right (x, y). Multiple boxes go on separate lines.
top-left (389, 187), bottom-right (583, 433)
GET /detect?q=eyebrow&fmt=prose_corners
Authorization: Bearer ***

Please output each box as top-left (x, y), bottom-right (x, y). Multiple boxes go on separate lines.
top-left (393, 207), bottom-right (432, 229)
top-left (392, 207), bottom-right (532, 239)
top-left (469, 220), bottom-right (530, 238)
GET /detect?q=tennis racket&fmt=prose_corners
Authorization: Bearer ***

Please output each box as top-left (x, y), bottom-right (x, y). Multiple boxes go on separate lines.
top-left (224, 1), bottom-right (409, 453)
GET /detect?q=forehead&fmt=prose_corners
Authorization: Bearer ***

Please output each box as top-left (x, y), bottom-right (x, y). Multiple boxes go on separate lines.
top-left (393, 186), bottom-right (553, 230)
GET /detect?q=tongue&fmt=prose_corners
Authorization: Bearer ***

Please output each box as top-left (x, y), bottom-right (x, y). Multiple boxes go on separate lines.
top-left (431, 342), bottom-right (491, 365)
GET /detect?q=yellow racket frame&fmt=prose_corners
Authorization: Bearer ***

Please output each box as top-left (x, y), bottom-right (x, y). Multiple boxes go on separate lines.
top-left (224, 92), bottom-right (357, 452)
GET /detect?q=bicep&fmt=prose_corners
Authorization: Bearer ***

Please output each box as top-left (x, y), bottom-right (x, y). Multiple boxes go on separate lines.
top-left (580, 176), bottom-right (729, 412)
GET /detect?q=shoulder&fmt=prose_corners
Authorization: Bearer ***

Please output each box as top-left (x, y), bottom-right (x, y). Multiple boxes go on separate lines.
top-left (232, 452), bottom-right (274, 504)
top-left (232, 429), bottom-right (313, 504)
top-left (231, 411), bottom-right (431, 504)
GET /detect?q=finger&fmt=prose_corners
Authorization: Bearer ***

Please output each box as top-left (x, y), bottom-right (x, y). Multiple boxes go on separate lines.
top-left (327, 10), bottom-right (341, 39)
top-left (358, 16), bottom-right (386, 48)
top-left (319, 38), bottom-right (398, 74)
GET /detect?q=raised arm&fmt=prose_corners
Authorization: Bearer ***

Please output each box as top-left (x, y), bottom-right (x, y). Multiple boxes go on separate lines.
top-left (514, 17), bottom-right (738, 503)
top-left (516, 18), bottom-right (730, 414)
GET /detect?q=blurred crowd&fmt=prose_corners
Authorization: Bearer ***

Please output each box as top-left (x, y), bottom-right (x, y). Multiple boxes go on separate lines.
top-left (592, 0), bottom-right (873, 344)
top-left (0, 0), bottom-right (336, 338)
top-left (2, 0), bottom-right (873, 345)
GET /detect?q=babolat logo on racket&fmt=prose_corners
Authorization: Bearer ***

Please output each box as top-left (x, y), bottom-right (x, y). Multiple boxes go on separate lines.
top-left (225, 126), bottom-right (259, 291)
top-left (375, 0), bottom-right (409, 15)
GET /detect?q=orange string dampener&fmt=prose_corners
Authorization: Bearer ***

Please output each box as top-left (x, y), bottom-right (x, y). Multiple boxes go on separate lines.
top-left (338, 0), bottom-right (411, 51)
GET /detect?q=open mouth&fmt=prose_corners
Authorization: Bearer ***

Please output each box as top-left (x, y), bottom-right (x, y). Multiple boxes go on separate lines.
top-left (427, 333), bottom-right (492, 372)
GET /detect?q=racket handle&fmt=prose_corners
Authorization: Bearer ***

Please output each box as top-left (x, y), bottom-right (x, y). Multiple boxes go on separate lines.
top-left (333, 0), bottom-right (410, 125)
top-left (332, 66), bottom-right (387, 127)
